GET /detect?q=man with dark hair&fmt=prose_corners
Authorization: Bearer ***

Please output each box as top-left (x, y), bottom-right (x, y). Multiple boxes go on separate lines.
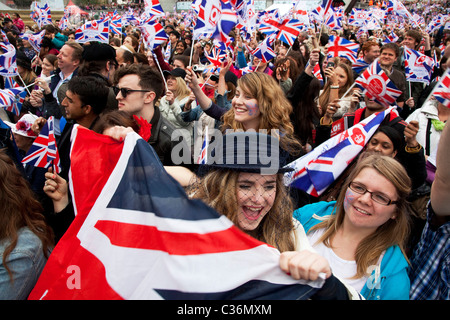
top-left (114, 64), bottom-right (179, 165)
top-left (43, 24), bottom-right (68, 50)
top-left (57, 76), bottom-right (109, 181)
top-left (78, 42), bottom-right (119, 110)
top-left (172, 54), bottom-right (189, 70)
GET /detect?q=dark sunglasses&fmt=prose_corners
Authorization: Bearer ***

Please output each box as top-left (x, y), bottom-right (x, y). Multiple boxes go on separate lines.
top-left (112, 86), bottom-right (150, 98)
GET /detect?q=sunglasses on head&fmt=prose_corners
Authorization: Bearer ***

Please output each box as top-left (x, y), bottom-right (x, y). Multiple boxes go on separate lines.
top-left (112, 86), bottom-right (150, 98)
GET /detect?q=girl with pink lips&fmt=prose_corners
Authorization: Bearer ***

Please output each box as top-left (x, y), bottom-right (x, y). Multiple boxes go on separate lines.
top-left (294, 154), bottom-right (412, 300)
top-left (189, 131), bottom-right (359, 299)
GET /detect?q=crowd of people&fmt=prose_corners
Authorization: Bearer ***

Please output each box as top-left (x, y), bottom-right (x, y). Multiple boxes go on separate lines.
top-left (0, 0), bottom-right (449, 300)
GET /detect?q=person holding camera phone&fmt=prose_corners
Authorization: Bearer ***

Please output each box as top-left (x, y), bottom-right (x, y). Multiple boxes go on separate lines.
top-left (317, 57), bottom-right (357, 120)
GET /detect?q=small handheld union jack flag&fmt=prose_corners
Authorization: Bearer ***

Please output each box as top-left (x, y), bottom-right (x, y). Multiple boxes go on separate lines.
top-left (22, 116), bottom-right (61, 174)
top-left (327, 35), bottom-right (359, 64)
top-left (249, 34), bottom-right (276, 64)
top-left (75, 18), bottom-right (110, 44)
top-left (355, 59), bottom-right (402, 107)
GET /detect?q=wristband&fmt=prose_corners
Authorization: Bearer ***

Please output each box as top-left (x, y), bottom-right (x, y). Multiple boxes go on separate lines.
top-left (330, 85), bottom-right (339, 89)
top-left (405, 144), bottom-right (422, 153)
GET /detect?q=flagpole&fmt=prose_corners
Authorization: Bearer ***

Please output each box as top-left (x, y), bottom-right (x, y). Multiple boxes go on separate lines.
top-left (152, 52), bottom-right (168, 91)
top-left (189, 40), bottom-right (195, 67)
top-left (17, 73), bottom-right (32, 95)
top-left (341, 82), bottom-right (357, 99)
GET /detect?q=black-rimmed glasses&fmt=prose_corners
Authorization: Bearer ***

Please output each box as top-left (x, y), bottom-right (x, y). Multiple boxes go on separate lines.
top-left (112, 86), bottom-right (150, 98)
top-left (348, 181), bottom-right (398, 206)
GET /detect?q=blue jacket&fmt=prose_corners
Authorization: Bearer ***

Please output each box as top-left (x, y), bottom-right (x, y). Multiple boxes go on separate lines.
top-left (293, 201), bottom-right (410, 300)
top-left (0, 227), bottom-right (50, 299)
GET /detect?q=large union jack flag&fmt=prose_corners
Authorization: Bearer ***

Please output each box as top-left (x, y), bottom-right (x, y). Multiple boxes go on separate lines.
top-left (259, 18), bottom-right (305, 47)
top-left (430, 68), bottom-right (450, 108)
top-left (28, 125), bottom-right (338, 300)
top-left (284, 107), bottom-right (395, 196)
top-left (75, 18), bottom-right (110, 44)
top-left (21, 116), bottom-right (61, 173)
top-left (327, 35), bottom-right (359, 64)
top-left (355, 59), bottom-right (402, 107)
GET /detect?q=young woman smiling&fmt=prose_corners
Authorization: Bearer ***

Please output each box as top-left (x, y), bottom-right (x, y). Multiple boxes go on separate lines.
top-left (185, 63), bottom-right (302, 158)
top-left (294, 154), bottom-right (412, 300)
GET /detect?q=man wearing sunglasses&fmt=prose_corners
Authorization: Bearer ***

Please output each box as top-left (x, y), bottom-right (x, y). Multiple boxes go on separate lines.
top-left (114, 64), bottom-right (178, 166)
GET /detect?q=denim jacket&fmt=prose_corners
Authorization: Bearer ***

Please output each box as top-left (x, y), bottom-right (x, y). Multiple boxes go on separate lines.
top-left (0, 227), bottom-right (50, 300)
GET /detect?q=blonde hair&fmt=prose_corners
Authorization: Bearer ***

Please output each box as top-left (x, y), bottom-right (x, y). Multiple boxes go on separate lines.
top-left (310, 154), bottom-right (411, 278)
top-left (222, 72), bottom-right (301, 155)
top-left (174, 76), bottom-right (191, 100)
top-left (191, 170), bottom-right (296, 252)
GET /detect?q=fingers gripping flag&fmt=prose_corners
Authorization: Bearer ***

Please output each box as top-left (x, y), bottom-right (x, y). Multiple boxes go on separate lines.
top-left (28, 126), bottom-right (329, 300)
top-left (284, 107), bottom-right (395, 197)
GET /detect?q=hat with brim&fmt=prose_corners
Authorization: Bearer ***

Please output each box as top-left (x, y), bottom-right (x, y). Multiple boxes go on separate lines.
top-left (163, 67), bottom-right (187, 79)
top-left (200, 131), bottom-right (294, 175)
top-left (4, 113), bottom-right (38, 138)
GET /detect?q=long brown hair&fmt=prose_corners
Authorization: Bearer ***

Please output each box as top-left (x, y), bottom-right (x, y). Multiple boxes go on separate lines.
top-left (318, 58), bottom-right (354, 115)
top-left (222, 72), bottom-right (302, 156)
top-left (0, 149), bottom-right (54, 281)
top-left (191, 170), bottom-right (296, 252)
top-left (310, 154), bottom-right (411, 278)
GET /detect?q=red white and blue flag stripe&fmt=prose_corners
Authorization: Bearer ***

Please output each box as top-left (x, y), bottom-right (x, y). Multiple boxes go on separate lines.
top-left (404, 47), bottom-right (435, 85)
top-left (143, 0), bottom-right (165, 18)
top-left (110, 11), bottom-right (123, 35)
top-left (75, 18), bottom-right (110, 44)
top-left (21, 116), bottom-right (61, 173)
top-left (30, 3), bottom-right (52, 28)
top-left (284, 107), bottom-right (395, 196)
top-left (28, 125), bottom-right (330, 300)
top-left (197, 126), bottom-right (209, 164)
top-left (20, 30), bottom-right (46, 53)
top-left (249, 34), bottom-right (276, 64)
top-left (430, 68), bottom-right (450, 108)
top-left (355, 59), bottom-right (402, 107)
top-left (0, 31), bottom-right (18, 77)
top-left (206, 44), bottom-right (227, 67)
top-left (140, 21), bottom-right (168, 51)
top-left (327, 35), bottom-right (359, 64)
top-left (0, 87), bottom-right (24, 115)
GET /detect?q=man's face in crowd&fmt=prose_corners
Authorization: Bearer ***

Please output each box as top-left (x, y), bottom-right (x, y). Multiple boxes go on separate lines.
top-left (378, 48), bottom-right (397, 68)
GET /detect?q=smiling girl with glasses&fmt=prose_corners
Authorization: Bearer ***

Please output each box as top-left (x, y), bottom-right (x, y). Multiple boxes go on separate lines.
top-left (294, 153), bottom-right (412, 300)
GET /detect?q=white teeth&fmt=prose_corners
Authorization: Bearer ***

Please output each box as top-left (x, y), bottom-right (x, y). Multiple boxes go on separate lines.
top-left (355, 207), bottom-right (371, 215)
top-left (246, 207), bottom-right (261, 212)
